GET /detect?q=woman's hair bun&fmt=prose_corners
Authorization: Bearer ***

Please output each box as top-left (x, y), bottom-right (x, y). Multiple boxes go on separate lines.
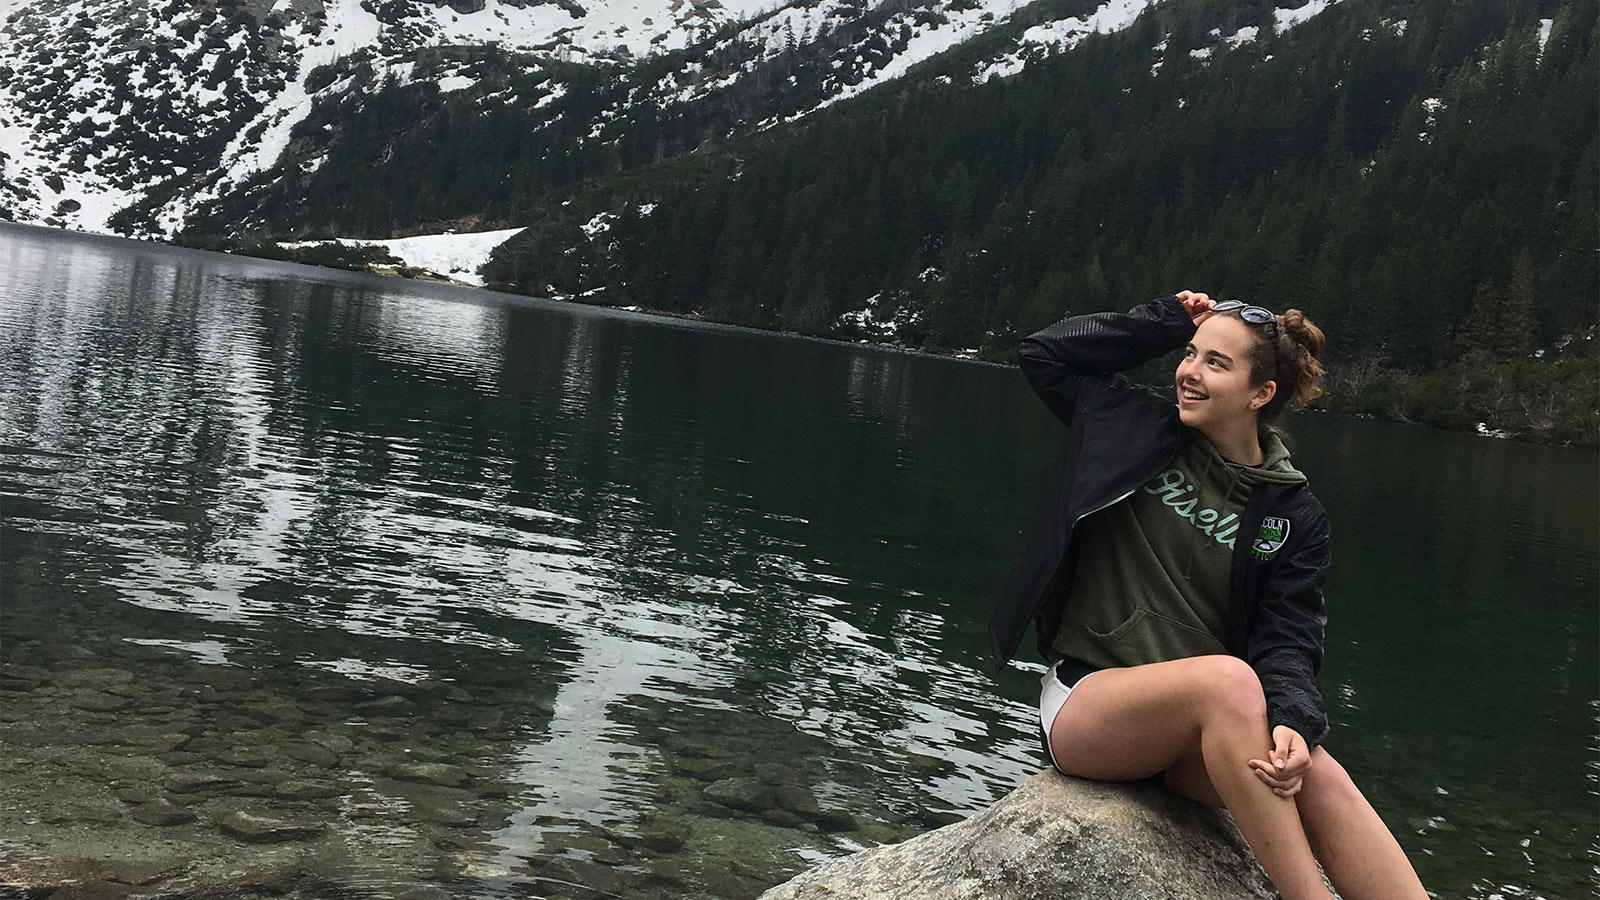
top-left (1276, 309), bottom-right (1325, 412)
top-left (1280, 309), bottom-right (1325, 360)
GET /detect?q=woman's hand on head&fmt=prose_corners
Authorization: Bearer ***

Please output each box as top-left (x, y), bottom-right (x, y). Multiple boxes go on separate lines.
top-left (1175, 290), bottom-right (1215, 326)
top-left (1248, 725), bottom-right (1312, 798)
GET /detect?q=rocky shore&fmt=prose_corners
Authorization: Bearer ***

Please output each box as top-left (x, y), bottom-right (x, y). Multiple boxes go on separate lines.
top-left (758, 772), bottom-right (1280, 900)
top-left (0, 626), bottom-right (918, 900)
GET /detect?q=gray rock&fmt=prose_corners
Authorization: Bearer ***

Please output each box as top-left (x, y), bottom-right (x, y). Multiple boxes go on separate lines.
top-left (409, 801), bottom-right (480, 827)
top-left (163, 771), bottom-right (242, 794)
top-left (605, 821), bottom-right (691, 854)
top-left (0, 664), bottom-right (52, 689)
top-left (240, 699), bottom-right (304, 724)
top-left (214, 806), bottom-right (324, 843)
top-left (282, 740), bottom-right (340, 767)
top-left (0, 859), bottom-right (115, 891)
top-left (69, 689), bottom-right (131, 711)
top-left (305, 731), bottom-right (356, 754)
top-left (391, 762), bottom-right (471, 787)
top-left (703, 776), bottom-right (776, 813)
top-left (114, 784), bottom-right (160, 805)
top-left (762, 808), bottom-right (808, 829)
top-left (541, 832), bottom-right (630, 866)
top-left (358, 694), bottom-right (412, 713)
top-left (108, 857), bottom-right (192, 885)
top-left (757, 773), bottom-right (1277, 900)
top-left (466, 709), bottom-right (504, 732)
top-left (379, 779), bottom-right (481, 826)
top-left (211, 744), bottom-right (275, 768)
top-left (130, 799), bottom-right (196, 826)
top-left (531, 856), bottom-right (629, 898)
top-left (54, 668), bottom-right (135, 688)
top-left (119, 728), bottom-right (190, 754)
top-left (275, 779), bottom-right (345, 800)
top-left (773, 783), bottom-right (821, 818)
top-left (46, 881), bottom-right (141, 900)
top-left (672, 756), bottom-right (743, 782)
top-left (162, 859), bottom-right (306, 897)
top-left (812, 809), bottom-right (859, 833)
top-left (41, 800), bottom-right (124, 825)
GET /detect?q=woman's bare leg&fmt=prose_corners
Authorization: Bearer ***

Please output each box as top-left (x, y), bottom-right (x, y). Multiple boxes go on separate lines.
top-left (1093, 675), bottom-right (1431, 900)
top-left (1297, 748), bottom-right (1429, 900)
top-left (1049, 655), bottom-right (1332, 900)
top-left (1164, 744), bottom-right (1223, 807)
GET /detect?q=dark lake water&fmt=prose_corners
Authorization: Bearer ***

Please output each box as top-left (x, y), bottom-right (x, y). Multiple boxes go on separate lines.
top-left (0, 222), bottom-right (1595, 899)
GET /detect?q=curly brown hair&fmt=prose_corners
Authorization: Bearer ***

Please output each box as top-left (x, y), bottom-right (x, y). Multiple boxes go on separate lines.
top-left (1215, 307), bottom-right (1325, 424)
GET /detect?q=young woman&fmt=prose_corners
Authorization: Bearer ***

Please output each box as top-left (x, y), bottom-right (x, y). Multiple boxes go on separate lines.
top-left (987, 292), bottom-right (1427, 900)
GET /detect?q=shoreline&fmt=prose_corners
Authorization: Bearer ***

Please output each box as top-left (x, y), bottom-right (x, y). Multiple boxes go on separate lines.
top-left (9, 220), bottom-right (1594, 448)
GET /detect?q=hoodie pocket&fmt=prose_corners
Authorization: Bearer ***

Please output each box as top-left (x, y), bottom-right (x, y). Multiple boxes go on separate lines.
top-left (1089, 607), bottom-right (1226, 664)
top-left (1089, 607), bottom-right (1151, 645)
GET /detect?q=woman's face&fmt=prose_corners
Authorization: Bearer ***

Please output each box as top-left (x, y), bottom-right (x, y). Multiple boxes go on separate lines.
top-left (1175, 316), bottom-right (1276, 433)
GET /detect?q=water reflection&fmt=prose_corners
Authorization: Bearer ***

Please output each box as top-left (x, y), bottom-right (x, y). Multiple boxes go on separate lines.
top-left (0, 223), bottom-right (1594, 900)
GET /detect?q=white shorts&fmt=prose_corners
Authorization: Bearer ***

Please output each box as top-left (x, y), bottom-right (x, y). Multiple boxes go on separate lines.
top-left (1038, 660), bottom-right (1097, 773)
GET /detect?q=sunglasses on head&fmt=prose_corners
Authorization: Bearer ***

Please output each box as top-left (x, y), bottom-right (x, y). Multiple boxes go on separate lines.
top-left (1212, 300), bottom-right (1276, 325)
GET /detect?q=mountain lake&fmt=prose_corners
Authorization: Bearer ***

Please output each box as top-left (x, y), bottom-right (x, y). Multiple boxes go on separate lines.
top-left (0, 223), bottom-right (1594, 899)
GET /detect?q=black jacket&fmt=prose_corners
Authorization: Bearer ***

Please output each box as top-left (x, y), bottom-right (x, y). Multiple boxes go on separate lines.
top-left (988, 296), bottom-right (1332, 748)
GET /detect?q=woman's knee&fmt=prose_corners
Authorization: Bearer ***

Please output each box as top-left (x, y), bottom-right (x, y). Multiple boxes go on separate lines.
top-left (1302, 747), bottom-right (1360, 803)
top-left (1191, 655), bottom-right (1267, 723)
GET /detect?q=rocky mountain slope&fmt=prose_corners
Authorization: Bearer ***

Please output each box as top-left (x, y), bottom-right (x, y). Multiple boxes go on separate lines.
top-left (0, 0), bottom-right (1347, 236)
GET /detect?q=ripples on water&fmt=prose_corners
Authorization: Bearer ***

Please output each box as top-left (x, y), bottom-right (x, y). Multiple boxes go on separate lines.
top-left (0, 230), bottom-right (1046, 898)
top-left (0, 225), bottom-right (1595, 899)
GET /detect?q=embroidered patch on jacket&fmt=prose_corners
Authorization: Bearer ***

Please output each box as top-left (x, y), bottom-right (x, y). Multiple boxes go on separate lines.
top-left (1250, 517), bottom-right (1291, 561)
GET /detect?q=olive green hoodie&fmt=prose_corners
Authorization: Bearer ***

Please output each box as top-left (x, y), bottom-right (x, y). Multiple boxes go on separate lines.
top-left (1052, 428), bottom-right (1306, 668)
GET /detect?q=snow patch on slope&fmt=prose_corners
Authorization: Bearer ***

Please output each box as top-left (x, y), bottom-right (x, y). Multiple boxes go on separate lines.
top-left (1275, 0), bottom-right (1340, 32)
top-left (282, 227), bottom-right (526, 286)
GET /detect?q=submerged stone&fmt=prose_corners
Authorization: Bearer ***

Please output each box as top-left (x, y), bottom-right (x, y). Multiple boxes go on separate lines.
top-left (54, 668), bottom-right (135, 688)
top-left (275, 779), bottom-right (345, 800)
top-left (762, 809), bottom-right (807, 829)
top-left (69, 689), bottom-right (131, 711)
top-left (214, 806), bottom-right (325, 843)
top-left (281, 740), bottom-right (340, 767)
top-left (240, 699), bottom-right (304, 724)
top-left (772, 783), bottom-right (821, 818)
top-left (391, 762), bottom-right (470, 787)
top-left (114, 784), bottom-right (160, 805)
top-left (387, 782), bottom-right (482, 827)
top-left (466, 709), bottom-right (504, 732)
top-left (305, 731), bottom-right (355, 754)
top-left (606, 821), bottom-right (690, 854)
top-left (41, 800), bottom-right (123, 825)
top-left (703, 776), bottom-right (776, 813)
top-left (42, 880), bottom-right (141, 900)
top-left (0, 664), bottom-right (51, 689)
top-left (811, 809), bottom-right (860, 833)
top-left (108, 857), bottom-right (191, 885)
top-left (0, 858), bottom-right (116, 890)
top-left (358, 694), bottom-right (412, 713)
top-left (163, 771), bottom-right (242, 794)
top-left (118, 728), bottom-right (190, 754)
top-left (671, 756), bottom-right (742, 782)
top-left (211, 744), bottom-right (275, 768)
top-left (532, 856), bottom-right (630, 898)
top-left (130, 799), bottom-right (196, 826)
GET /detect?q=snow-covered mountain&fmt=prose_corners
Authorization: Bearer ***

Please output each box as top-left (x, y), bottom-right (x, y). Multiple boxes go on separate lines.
top-left (0, 0), bottom-right (1338, 241)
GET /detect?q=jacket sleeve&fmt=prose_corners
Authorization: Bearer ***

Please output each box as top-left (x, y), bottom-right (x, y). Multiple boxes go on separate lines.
top-left (1247, 512), bottom-right (1332, 750)
top-left (1018, 295), bottom-right (1197, 425)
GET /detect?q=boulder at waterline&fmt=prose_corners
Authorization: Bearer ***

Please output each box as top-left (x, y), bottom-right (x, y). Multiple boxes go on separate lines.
top-left (757, 771), bottom-right (1278, 900)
